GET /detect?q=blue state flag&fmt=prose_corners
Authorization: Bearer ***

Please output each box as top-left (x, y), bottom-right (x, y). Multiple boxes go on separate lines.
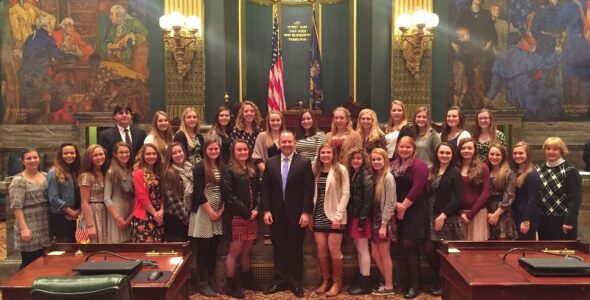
top-left (309, 9), bottom-right (323, 110)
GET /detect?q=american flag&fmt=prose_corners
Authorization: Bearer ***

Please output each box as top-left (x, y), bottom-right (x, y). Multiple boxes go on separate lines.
top-left (75, 218), bottom-right (89, 244)
top-left (267, 11), bottom-right (286, 112)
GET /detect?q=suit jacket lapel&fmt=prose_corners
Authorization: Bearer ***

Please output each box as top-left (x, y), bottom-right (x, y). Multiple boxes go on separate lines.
top-left (113, 127), bottom-right (122, 142)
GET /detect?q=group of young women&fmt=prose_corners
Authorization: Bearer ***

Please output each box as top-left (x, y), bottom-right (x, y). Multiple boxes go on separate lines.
top-left (9, 100), bottom-right (582, 299)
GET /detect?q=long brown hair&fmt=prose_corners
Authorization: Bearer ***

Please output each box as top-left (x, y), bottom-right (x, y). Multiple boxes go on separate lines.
top-left (148, 111), bottom-right (173, 154)
top-left (458, 138), bottom-right (484, 184)
top-left (512, 141), bottom-right (534, 188)
top-left (474, 109), bottom-right (497, 142)
top-left (53, 143), bottom-right (80, 183)
top-left (487, 143), bottom-right (510, 192)
top-left (345, 146), bottom-right (369, 175)
top-left (430, 142), bottom-right (456, 179)
top-left (412, 106), bottom-right (433, 137)
top-left (203, 133), bottom-right (224, 186)
top-left (211, 106), bottom-right (231, 138)
top-left (370, 148), bottom-right (390, 207)
top-left (235, 101), bottom-right (262, 131)
top-left (160, 142), bottom-right (186, 199)
top-left (295, 109), bottom-right (318, 139)
top-left (106, 142), bottom-right (132, 182)
top-left (80, 144), bottom-right (108, 177)
top-left (229, 139), bottom-right (257, 177)
top-left (133, 143), bottom-right (163, 186)
top-left (314, 144), bottom-right (344, 189)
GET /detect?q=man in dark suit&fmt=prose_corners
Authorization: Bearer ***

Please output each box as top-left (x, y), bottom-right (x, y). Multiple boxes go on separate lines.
top-left (99, 105), bottom-right (146, 158)
top-left (261, 131), bottom-right (313, 298)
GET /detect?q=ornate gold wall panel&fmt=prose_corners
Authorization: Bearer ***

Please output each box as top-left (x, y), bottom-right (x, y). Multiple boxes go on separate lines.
top-left (163, 0), bottom-right (205, 121)
top-left (391, 0), bottom-right (433, 114)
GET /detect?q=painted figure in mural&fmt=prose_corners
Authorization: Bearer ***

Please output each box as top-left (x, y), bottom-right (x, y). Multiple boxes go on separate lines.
top-left (105, 4), bottom-right (149, 77)
top-left (451, 27), bottom-right (474, 108)
top-left (484, 32), bottom-right (562, 120)
top-left (53, 17), bottom-right (95, 63)
top-left (4, 0), bottom-right (56, 123)
top-left (531, 0), bottom-right (563, 99)
top-left (553, 0), bottom-right (590, 115)
top-left (531, 0), bottom-right (561, 57)
top-left (17, 15), bottom-right (77, 123)
top-left (0, 0), bottom-right (20, 123)
top-left (455, 0), bottom-right (497, 103)
top-left (9, 0), bottom-right (56, 58)
top-left (490, 4), bottom-right (509, 55)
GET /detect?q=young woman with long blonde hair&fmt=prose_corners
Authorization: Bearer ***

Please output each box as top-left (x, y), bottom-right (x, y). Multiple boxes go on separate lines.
top-left (130, 144), bottom-right (164, 242)
top-left (486, 143), bottom-right (516, 240)
top-left (144, 111), bottom-right (174, 156)
top-left (369, 148), bottom-right (396, 296)
top-left (230, 100), bottom-right (263, 152)
top-left (311, 144), bottom-right (350, 296)
top-left (174, 107), bottom-right (204, 166)
top-left (356, 109), bottom-right (386, 154)
top-left (253, 110), bottom-right (286, 172)
top-left (325, 107), bottom-right (361, 163)
top-left (512, 141), bottom-right (541, 240)
top-left (78, 144), bottom-right (108, 243)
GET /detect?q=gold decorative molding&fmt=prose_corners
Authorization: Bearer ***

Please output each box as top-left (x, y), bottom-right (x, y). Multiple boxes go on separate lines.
top-left (163, 35), bottom-right (205, 122)
top-left (163, 0), bottom-right (205, 121)
top-left (391, 0), bottom-right (434, 112)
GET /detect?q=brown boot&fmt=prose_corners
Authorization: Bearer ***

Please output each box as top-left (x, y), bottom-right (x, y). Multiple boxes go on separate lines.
top-left (315, 255), bottom-right (331, 294)
top-left (326, 256), bottom-right (343, 297)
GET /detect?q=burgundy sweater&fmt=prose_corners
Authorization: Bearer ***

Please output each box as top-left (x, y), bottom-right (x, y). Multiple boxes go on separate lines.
top-left (460, 164), bottom-right (490, 220)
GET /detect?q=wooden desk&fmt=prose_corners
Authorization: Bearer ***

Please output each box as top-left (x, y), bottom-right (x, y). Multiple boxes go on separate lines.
top-left (1, 243), bottom-right (192, 300)
top-left (438, 241), bottom-right (590, 300)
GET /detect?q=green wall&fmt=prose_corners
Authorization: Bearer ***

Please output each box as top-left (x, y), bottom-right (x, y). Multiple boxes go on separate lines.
top-left (432, 0), bottom-right (450, 122)
top-left (205, 0), bottom-right (228, 122)
top-left (245, 3), bottom-right (272, 114)
top-left (357, 0), bottom-right (392, 122)
top-left (321, 1), bottom-right (350, 113)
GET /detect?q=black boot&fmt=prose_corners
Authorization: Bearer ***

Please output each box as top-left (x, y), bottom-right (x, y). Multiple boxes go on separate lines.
top-left (429, 277), bottom-right (441, 296)
top-left (226, 277), bottom-right (245, 299)
top-left (347, 271), bottom-right (361, 294)
top-left (350, 275), bottom-right (371, 295)
top-left (394, 257), bottom-right (409, 294)
top-left (403, 257), bottom-right (421, 299)
top-left (241, 270), bottom-right (262, 291)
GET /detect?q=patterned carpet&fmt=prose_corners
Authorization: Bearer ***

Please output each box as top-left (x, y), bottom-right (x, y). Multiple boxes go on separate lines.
top-left (188, 288), bottom-right (440, 299)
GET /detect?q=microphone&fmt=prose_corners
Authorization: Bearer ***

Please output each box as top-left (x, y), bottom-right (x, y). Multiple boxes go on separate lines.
top-left (541, 248), bottom-right (575, 255)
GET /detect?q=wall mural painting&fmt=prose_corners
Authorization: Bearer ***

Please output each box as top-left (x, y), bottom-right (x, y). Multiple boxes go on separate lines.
top-left (449, 0), bottom-right (590, 121)
top-left (0, 0), bottom-right (150, 124)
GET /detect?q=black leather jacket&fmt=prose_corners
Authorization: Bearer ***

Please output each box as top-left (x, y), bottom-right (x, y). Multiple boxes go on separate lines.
top-left (221, 164), bottom-right (260, 220)
top-left (347, 167), bottom-right (375, 228)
